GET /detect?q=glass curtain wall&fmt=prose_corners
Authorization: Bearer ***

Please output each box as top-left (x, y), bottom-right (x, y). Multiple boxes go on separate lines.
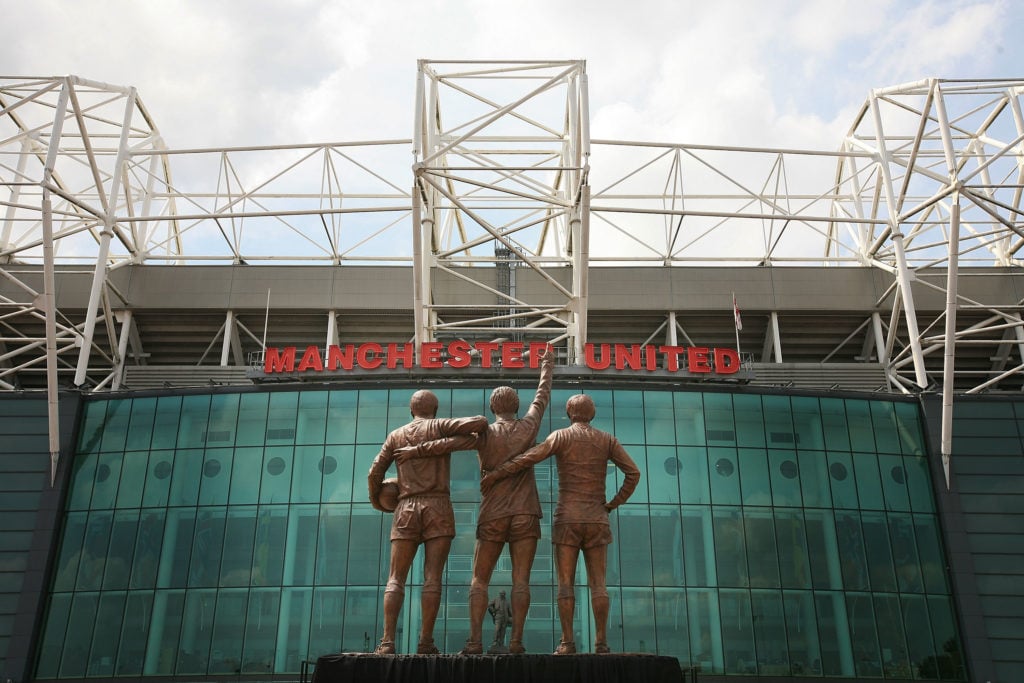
top-left (36, 387), bottom-right (963, 679)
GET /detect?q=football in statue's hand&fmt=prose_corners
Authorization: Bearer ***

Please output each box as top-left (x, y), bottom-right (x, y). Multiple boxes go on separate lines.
top-left (378, 478), bottom-right (399, 512)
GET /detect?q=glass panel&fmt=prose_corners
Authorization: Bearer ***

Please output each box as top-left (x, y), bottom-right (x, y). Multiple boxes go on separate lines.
top-left (67, 452), bottom-right (98, 511)
top-left (143, 450), bottom-right (174, 508)
top-left (733, 394), bottom-right (765, 448)
top-left (209, 588), bottom-right (246, 674)
top-left (613, 390), bottom-right (645, 444)
top-left (279, 587), bottom-right (313, 671)
top-left (326, 391), bottom-right (358, 444)
top-left (853, 451), bottom-right (885, 510)
top-left (100, 399), bottom-right (131, 452)
top-left (650, 508), bottom-right (684, 585)
top-left (846, 592), bottom-right (882, 677)
top-left (220, 507), bottom-right (258, 587)
top-left (834, 511), bottom-right (869, 591)
top-left (158, 509), bottom-right (197, 588)
top-left (198, 448), bottom-right (233, 505)
top-left (242, 588), bottom-right (281, 672)
top-left (751, 590), bottom-right (788, 675)
top-left (35, 593), bottom-right (72, 678)
top-left (59, 592), bottom-right (98, 677)
top-left (792, 396), bottom-right (825, 450)
top-left (91, 452), bottom-right (124, 510)
top-left (819, 397), bottom-right (852, 451)
top-left (116, 451), bottom-right (148, 508)
top-left (285, 504), bottom-right (319, 586)
top-left (115, 591), bottom-right (153, 675)
top-left (617, 507), bottom-right (654, 586)
top-left (826, 451), bottom-right (857, 509)
top-left (292, 445), bottom-right (324, 503)
top-left (177, 589), bottom-right (216, 673)
top-left (926, 596), bottom-right (964, 680)
top-left (78, 511), bottom-right (113, 591)
top-left (798, 450), bottom-right (831, 509)
top-left (189, 508), bottom-right (227, 587)
top-left (89, 591), bottom-right (126, 676)
top-left (889, 513), bottom-right (924, 593)
top-left (648, 446), bottom-right (681, 504)
top-left (674, 393), bottom-right (705, 445)
top-left (861, 511), bottom-right (898, 592)
top-left (874, 594), bottom-right (911, 678)
top-left (356, 390), bottom-right (388, 443)
top-left (775, 510), bottom-right (812, 589)
top-left (814, 591), bottom-right (853, 676)
top-left (739, 448), bottom-right (771, 506)
top-left (783, 590), bottom-right (821, 676)
top-left (681, 507), bottom-right (714, 587)
top-left (902, 594), bottom-right (937, 678)
top-left (150, 396), bottom-right (182, 450)
top-left (709, 447), bottom-right (740, 505)
top-left (906, 454), bottom-right (935, 512)
top-left (804, 510), bottom-right (841, 590)
top-left (230, 447), bottom-right (263, 505)
top-left (310, 587), bottom-right (347, 655)
top-left (206, 393), bottom-right (240, 447)
top-left (678, 446), bottom-right (710, 505)
top-left (294, 389), bottom-right (325, 444)
top-left (315, 504), bottom-right (352, 585)
top-left (871, 402), bottom-right (901, 453)
top-left (845, 400), bottom-right (876, 451)
top-left (351, 506), bottom-right (387, 586)
top-left (322, 444), bottom-right (356, 503)
top-left (52, 511), bottom-right (87, 591)
top-left (720, 588), bottom-right (755, 674)
top-left (644, 391), bottom-right (676, 444)
top-left (768, 449), bottom-right (802, 507)
top-left (260, 446), bottom-right (294, 503)
top-left (703, 393), bottom-right (735, 446)
top-left (654, 587), bottom-right (689, 660)
top-left (621, 587), bottom-right (656, 654)
top-left (168, 448), bottom-right (203, 507)
top-left (130, 510), bottom-right (166, 589)
top-left (762, 395), bottom-right (796, 450)
top-left (267, 392), bottom-right (298, 446)
top-left (177, 395), bottom-right (211, 449)
top-left (143, 589), bottom-right (185, 674)
top-left (915, 514), bottom-right (949, 594)
top-left (236, 393), bottom-right (269, 447)
top-left (894, 402), bottom-right (925, 455)
top-left (103, 510), bottom-right (140, 590)
top-left (589, 388), bottom-right (614, 433)
top-left (713, 507), bottom-right (748, 588)
top-left (744, 510), bottom-right (780, 588)
top-left (77, 401), bottom-right (107, 454)
top-left (253, 506), bottom-right (288, 586)
top-left (688, 588), bottom-right (723, 673)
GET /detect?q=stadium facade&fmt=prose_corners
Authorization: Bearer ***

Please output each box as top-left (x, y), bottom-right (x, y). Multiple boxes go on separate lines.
top-left (1, 62), bottom-right (1022, 682)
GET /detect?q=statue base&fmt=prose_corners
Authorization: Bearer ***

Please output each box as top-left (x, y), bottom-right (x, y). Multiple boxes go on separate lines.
top-left (311, 652), bottom-right (690, 683)
top-left (486, 643), bottom-right (509, 655)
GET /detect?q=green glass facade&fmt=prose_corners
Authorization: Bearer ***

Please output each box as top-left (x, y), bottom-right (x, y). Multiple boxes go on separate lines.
top-left (36, 386), bottom-right (964, 679)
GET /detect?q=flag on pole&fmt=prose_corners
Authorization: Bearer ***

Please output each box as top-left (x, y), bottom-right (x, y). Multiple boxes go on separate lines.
top-left (732, 292), bottom-right (743, 331)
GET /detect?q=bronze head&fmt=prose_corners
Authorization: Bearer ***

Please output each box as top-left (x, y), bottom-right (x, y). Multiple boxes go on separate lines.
top-left (489, 386), bottom-right (519, 415)
top-left (565, 394), bottom-right (595, 423)
top-left (409, 389), bottom-right (439, 418)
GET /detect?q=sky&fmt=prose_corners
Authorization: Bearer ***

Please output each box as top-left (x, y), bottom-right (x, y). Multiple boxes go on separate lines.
top-left (3, 0), bottom-right (1021, 154)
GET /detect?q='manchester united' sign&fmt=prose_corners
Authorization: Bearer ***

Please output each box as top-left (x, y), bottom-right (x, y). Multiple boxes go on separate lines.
top-left (263, 341), bottom-right (741, 376)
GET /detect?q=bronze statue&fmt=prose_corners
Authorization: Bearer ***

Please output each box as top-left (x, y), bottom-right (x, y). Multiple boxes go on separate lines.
top-left (487, 590), bottom-right (512, 652)
top-left (395, 346), bottom-right (554, 654)
top-left (367, 390), bottom-right (486, 655)
top-left (481, 393), bottom-right (640, 655)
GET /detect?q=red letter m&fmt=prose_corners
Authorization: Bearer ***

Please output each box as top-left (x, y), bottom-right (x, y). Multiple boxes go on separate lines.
top-left (264, 346), bottom-right (297, 373)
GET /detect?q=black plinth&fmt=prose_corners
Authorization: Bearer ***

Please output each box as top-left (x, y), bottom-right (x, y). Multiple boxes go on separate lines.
top-left (312, 652), bottom-right (687, 683)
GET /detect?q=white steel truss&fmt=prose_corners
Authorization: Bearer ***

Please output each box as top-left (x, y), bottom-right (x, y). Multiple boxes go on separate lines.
top-left (4, 66), bottom-right (1024, 484)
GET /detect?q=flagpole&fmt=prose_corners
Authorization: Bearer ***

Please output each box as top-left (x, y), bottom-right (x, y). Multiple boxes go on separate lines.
top-left (732, 292), bottom-right (742, 359)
